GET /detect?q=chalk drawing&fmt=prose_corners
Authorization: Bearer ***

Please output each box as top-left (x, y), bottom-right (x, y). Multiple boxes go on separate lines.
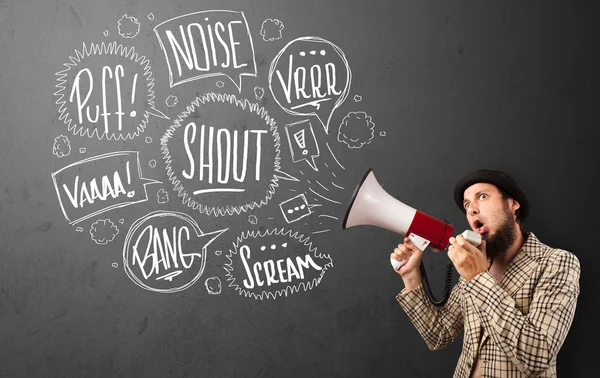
top-left (90, 218), bottom-right (119, 245)
top-left (51, 151), bottom-right (161, 225)
top-left (160, 92), bottom-right (298, 217)
top-left (248, 215), bottom-right (258, 225)
top-left (353, 95), bottom-right (362, 102)
top-left (254, 86), bottom-right (264, 101)
top-left (153, 10), bottom-right (257, 92)
top-left (54, 41), bottom-right (169, 140)
top-left (165, 95), bottom-right (178, 107)
top-left (53, 135), bottom-right (71, 158)
top-left (123, 210), bottom-right (227, 293)
top-left (285, 119), bottom-right (320, 171)
top-left (118, 14), bottom-right (140, 38)
top-left (260, 18), bottom-right (284, 41)
top-left (157, 188), bottom-right (169, 204)
top-left (224, 228), bottom-right (333, 300)
top-left (269, 36), bottom-right (352, 134)
top-left (205, 277), bottom-right (222, 295)
top-left (337, 111), bottom-right (375, 149)
top-left (279, 193), bottom-right (320, 223)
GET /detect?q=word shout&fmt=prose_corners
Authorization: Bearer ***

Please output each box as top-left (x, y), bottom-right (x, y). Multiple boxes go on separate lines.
top-left (182, 122), bottom-right (267, 193)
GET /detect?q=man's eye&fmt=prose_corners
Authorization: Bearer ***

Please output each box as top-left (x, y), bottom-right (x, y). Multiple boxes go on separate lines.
top-left (464, 203), bottom-right (470, 209)
top-left (479, 193), bottom-right (487, 200)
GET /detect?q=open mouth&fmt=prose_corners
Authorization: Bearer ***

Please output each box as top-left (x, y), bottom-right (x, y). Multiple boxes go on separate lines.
top-left (473, 220), bottom-right (486, 234)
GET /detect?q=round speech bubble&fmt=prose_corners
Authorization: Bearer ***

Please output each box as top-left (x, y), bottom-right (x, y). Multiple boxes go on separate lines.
top-left (54, 41), bottom-right (169, 140)
top-left (268, 36), bottom-right (352, 134)
top-left (123, 210), bottom-right (227, 293)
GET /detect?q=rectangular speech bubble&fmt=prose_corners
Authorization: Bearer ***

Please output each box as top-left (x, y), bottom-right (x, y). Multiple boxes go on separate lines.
top-left (51, 151), bottom-right (160, 225)
top-left (153, 10), bottom-right (257, 91)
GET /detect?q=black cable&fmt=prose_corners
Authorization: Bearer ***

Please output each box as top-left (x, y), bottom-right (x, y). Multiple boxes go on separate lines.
top-left (420, 260), bottom-right (454, 307)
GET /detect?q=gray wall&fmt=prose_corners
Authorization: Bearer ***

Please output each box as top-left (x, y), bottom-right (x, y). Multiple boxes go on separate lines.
top-left (1, 0), bottom-right (596, 377)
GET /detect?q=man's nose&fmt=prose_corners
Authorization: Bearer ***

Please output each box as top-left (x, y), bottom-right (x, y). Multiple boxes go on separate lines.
top-left (468, 204), bottom-right (478, 216)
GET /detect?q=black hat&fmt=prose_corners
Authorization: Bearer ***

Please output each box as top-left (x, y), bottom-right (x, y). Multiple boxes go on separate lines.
top-left (454, 169), bottom-right (529, 220)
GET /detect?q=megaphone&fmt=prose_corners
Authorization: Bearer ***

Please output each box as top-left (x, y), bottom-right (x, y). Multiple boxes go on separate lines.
top-left (342, 168), bottom-right (481, 269)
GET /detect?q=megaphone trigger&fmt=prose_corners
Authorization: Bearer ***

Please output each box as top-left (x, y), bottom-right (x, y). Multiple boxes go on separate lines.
top-left (390, 257), bottom-right (407, 271)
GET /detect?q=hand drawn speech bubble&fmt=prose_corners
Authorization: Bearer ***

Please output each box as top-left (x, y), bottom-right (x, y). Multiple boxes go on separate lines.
top-left (153, 10), bottom-right (257, 92)
top-left (269, 37), bottom-right (352, 134)
top-left (54, 42), bottom-right (169, 140)
top-left (160, 92), bottom-right (298, 217)
top-left (51, 151), bottom-right (161, 225)
top-left (224, 228), bottom-right (333, 300)
top-left (285, 119), bottom-right (320, 171)
top-left (123, 210), bottom-right (227, 293)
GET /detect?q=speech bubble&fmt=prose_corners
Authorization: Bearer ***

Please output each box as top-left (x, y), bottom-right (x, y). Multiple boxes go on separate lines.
top-left (153, 10), bottom-right (257, 92)
top-left (269, 37), bottom-right (352, 134)
top-left (161, 92), bottom-right (298, 217)
top-left (285, 119), bottom-right (320, 171)
top-left (224, 228), bottom-right (333, 300)
top-left (123, 210), bottom-right (227, 293)
top-left (51, 151), bottom-right (161, 225)
top-left (54, 41), bottom-right (169, 140)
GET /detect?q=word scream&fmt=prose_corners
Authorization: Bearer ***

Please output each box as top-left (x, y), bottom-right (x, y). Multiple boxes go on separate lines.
top-left (182, 122), bottom-right (267, 193)
top-left (239, 245), bottom-right (323, 289)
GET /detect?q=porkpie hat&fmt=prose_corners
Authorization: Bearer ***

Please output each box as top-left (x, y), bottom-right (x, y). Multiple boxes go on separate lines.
top-left (454, 169), bottom-right (529, 220)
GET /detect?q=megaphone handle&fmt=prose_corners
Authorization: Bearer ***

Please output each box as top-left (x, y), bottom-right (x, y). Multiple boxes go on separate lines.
top-left (390, 233), bottom-right (430, 271)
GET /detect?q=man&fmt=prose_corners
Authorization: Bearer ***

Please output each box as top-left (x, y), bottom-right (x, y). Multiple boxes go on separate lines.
top-left (392, 169), bottom-right (580, 378)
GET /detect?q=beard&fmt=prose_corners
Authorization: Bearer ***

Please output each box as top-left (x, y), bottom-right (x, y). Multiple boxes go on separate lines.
top-left (483, 202), bottom-right (519, 260)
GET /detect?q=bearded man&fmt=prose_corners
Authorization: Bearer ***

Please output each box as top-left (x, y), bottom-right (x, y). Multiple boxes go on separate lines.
top-left (392, 169), bottom-right (580, 378)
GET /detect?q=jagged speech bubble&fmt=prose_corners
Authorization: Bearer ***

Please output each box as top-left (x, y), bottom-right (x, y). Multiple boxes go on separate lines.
top-left (160, 92), bottom-right (298, 217)
top-left (224, 228), bottom-right (333, 300)
top-left (54, 41), bottom-right (169, 140)
top-left (153, 10), bottom-right (257, 92)
top-left (123, 210), bottom-right (227, 293)
top-left (269, 36), bottom-right (352, 134)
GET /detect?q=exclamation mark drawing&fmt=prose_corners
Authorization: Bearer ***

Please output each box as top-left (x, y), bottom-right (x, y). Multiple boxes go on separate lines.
top-left (130, 73), bottom-right (138, 118)
top-left (126, 160), bottom-right (135, 198)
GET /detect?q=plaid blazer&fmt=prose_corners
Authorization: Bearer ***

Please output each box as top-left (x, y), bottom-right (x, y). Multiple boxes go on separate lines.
top-left (396, 233), bottom-right (580, 377)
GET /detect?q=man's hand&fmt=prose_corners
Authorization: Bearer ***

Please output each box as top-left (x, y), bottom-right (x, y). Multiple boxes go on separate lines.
top-left (447, 235), bottom-right (488, 281)
top-left (391, 237), bottom-right (424, 291)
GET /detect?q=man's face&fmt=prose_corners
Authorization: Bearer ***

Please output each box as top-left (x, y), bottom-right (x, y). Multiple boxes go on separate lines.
top-left (462, 183), bottom-right (520, 258)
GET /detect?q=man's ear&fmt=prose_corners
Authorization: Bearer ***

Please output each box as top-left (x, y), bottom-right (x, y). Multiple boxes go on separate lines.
top-left (509, 198), bottom-right (521, 217)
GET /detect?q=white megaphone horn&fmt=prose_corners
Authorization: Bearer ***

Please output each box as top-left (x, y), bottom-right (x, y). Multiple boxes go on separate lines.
top-left (342, 168), bottom-right (480, 270)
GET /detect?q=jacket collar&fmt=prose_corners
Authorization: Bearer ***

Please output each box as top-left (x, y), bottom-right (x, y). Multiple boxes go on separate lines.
top-left (497, 232), bottom-right (544, 295)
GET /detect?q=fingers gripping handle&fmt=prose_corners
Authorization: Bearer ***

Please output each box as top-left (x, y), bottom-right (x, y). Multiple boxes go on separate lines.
top-left (391, 230), bottom-right (481, 271)
top-left (390, 233), bottom-right (430, 270)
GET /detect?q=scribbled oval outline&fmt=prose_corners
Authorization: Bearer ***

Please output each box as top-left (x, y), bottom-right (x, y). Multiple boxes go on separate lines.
top-left (160, 92), bottom-right (283, 217)
top-left (122, 210), bottom-right (206, 293)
